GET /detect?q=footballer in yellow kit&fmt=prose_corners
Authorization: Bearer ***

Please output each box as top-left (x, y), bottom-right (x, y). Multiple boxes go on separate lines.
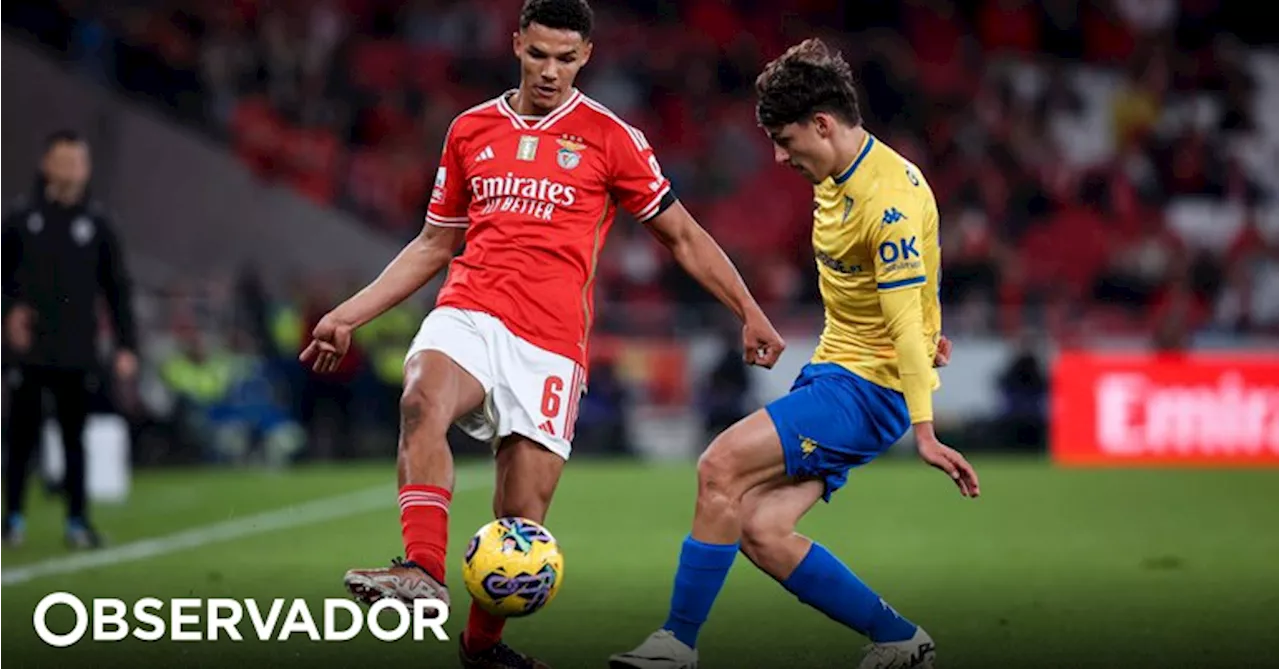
top-left (810, 130), bottom-right (942, 418)
top-left (611, 37), bottom-right (980, 669)
top-left (763, 111), bottom-right (973, 504)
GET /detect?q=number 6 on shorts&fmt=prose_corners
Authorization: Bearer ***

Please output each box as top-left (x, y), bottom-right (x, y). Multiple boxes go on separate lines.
top-left (541, 376), bottom-right (564, 419)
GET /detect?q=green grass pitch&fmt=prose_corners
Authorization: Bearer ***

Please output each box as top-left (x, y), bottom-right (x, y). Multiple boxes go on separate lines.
top-left (2, 456), bottom-right (1276, 668)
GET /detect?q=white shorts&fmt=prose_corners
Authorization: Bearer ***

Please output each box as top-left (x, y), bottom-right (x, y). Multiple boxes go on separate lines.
top-left (404, 307), bottom-right (585, 460)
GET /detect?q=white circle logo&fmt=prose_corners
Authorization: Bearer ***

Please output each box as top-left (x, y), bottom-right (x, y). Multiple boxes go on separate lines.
top-left (34, 592), bottom-right (89, 647)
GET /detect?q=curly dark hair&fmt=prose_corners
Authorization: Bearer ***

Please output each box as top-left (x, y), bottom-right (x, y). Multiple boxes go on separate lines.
top-left (755, 38), bottom-right (861, 129)
top-left (519, 0), bottom-right (594, 39)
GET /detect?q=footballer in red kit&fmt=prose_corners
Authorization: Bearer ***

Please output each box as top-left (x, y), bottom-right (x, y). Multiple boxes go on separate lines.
top-left (427, 86), bottom-right (677, 371)
top-left (300, 2), bottom-right (785, 667)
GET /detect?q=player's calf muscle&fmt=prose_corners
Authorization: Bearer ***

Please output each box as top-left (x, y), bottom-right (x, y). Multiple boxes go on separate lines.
top-left (739, 523), bottom-right (806, 579)
top-left (492, 439), bottom-right (563, 523)
top-left (493, 485), bottom-right (553, 523)
top-left (739, 497), bottom-right (816, 580)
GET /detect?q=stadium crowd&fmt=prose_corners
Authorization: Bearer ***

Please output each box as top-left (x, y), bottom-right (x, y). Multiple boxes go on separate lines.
top-left (11, 0), bottom-right (1275, 340)
top-left (4, 0), bottom-right (1276, 464)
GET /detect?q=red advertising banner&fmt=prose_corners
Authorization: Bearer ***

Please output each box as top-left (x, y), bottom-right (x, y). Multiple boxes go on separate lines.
top-left (1051, 352), bottom-right (1279, 467)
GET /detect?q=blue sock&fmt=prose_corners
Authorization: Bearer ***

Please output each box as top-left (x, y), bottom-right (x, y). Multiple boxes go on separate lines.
top-left (782, 542), bottom-right (917, 643)
top-left (661, 535), bottom-right (739, 648)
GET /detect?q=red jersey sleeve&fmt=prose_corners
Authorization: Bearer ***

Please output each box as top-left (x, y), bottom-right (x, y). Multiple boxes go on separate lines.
top-left (606, 121), bottom-right (675, 223)
top-left (425, 121), bottom-right (470, 228)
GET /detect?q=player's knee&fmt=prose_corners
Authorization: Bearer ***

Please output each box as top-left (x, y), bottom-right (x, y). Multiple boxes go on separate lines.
top-left (398, 378), bottom-right (453, 444)
top-left (696, 441), bottom-right (744, 508)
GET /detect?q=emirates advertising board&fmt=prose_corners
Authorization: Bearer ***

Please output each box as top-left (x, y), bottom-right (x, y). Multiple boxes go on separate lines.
top-left (1051, 352), bottom-right (1278, 467)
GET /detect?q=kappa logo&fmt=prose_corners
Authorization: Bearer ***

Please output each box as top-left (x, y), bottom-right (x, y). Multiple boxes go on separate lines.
top-left (882, 207), bottom-right (907, 225)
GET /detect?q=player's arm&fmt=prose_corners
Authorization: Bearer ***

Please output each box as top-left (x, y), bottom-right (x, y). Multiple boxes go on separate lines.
top-left (302, 128), bottom-right (470, 372)
top-left (878, 289), bottom-right (936, 424)
top-left (645, 203), bottom-right (783, 366)
top-left (96, 220), bottom-right (138, 356)
top-left (301, 222), bottom-right (465, 372)
top-left (327, 223), bottom-right (465, 330)
top-left (871, 196), bottom-right (979, 497)
top-left (607, 124), bottom-right (783, 367)
top-left (323, 135), bottom-right (471, 331)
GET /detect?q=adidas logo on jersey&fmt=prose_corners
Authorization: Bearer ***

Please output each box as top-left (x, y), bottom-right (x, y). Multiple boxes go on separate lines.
top-left (475, 146), bottom-right (495, 162)
top-left (538, 420), bottom-right (556, 436)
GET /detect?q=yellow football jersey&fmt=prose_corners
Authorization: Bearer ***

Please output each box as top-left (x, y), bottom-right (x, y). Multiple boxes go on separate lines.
top-left (810, 133), bottom-right (942, 398)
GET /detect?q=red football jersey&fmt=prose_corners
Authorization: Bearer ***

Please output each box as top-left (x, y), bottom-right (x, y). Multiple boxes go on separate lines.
top-left (426, 89), bottom-right (675, 369)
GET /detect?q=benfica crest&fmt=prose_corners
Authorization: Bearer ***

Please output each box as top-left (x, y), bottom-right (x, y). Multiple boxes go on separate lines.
top-left (556, 135), bottom-right (586, 170)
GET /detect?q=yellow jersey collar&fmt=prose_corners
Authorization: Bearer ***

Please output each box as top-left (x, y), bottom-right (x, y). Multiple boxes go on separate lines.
top-left (833, 134), bottom-right (875, 185)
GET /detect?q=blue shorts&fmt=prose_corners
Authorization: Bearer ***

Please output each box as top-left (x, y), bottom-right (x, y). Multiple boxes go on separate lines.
top-left (765, 362), bottom-right (911, 502)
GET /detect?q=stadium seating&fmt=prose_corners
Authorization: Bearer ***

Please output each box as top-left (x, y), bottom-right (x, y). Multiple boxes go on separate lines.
top-left (4, 0), bottom-right (1276, 342)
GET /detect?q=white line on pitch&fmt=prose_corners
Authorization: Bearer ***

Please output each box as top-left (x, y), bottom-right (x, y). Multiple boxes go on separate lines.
top-left (1, 470), bottom-right (487, 587)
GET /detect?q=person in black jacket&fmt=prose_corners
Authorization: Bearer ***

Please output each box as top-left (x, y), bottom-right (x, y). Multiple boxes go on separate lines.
top-left (2, 130), bottom-right (138, 549)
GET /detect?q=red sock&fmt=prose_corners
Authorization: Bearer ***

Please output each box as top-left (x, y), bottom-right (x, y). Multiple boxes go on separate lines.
top-left (464, 600), bottom-right (507, 653)
top-left (398, 484), bottom-right (451, 583)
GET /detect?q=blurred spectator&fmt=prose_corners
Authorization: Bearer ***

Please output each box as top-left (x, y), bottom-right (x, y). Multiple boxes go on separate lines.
top-left (573, 360), bottom-right (631, 454)
top-left (1211, 220), bottom-right (1280, 333)
top-left (160, 327), bottom-right (237, 456)
top-left (353, 302), bottom-right (420, 428)
top-left (699, 327), bottom-right (753, 444)
top-left (994, 335), bottom-right (1048, 448)
top-left (1114, 0), bottom-right (1177, 38)
top-left (161, 327), bottom-right (303, 468)
top-left (298, 281), bottom-right (362, 459)
top-left (1112, 47), bottom-right (1169, 151)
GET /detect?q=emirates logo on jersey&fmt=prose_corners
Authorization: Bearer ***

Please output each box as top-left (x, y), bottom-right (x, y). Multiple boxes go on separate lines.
top-left (470, 172), bottom-right (578, 221)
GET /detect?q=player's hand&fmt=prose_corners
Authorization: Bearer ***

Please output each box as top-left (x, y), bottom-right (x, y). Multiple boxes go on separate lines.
top-left (933, 335), bottom-right (952, 368)
top-left (300, 313), bottom-right (353, 374)
top-left (916, 429), bottom-right (980, 498)
top-left (4, 304), bottom-right (34, 352)
top-left (742, 310), bottom-right (785, 369)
